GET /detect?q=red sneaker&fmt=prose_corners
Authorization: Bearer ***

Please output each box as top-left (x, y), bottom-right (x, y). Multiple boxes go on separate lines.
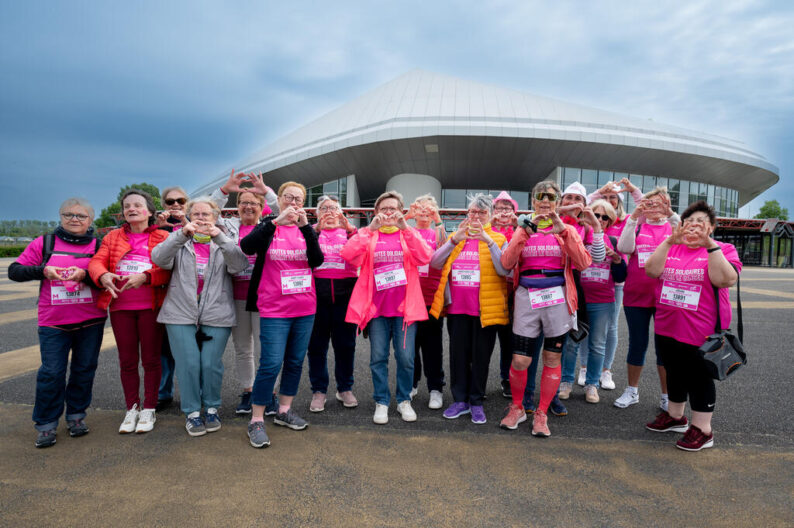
top-left (531, 410), bottom-right (551, 437)
top-left (646, 411), bottom-right (689, 433)
top-left (499, 404), bottom-right (527, 430)
top-left (676, 424), bottom-right (714, 451)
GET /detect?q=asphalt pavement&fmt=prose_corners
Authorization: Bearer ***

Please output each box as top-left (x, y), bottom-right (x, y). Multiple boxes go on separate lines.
top-left (1, 258), bottom-right (792, 527)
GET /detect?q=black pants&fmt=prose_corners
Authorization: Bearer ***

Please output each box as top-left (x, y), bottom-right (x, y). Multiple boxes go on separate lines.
top-left (413, 310), bottom-right (445, 391)
top-left (655, 334), bottom-right (716, 412)
top-left (447, 313), bottom-right (497, 406)
top-left (307, 292), bottom-right (357, 393)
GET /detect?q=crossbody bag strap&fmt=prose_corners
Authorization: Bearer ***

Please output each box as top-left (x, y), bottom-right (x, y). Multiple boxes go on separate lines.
top-left (712, 264), bottom-right (742, 341)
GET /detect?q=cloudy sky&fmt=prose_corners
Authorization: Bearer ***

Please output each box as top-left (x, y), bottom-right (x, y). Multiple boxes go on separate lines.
top-left (1, 0), bottom-right (792, 221)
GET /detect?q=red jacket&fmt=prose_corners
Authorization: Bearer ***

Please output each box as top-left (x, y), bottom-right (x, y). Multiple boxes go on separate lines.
top-left (88, 224), bottom-right (171, 310)
top-left (341, 227), bottom-right (432, 330)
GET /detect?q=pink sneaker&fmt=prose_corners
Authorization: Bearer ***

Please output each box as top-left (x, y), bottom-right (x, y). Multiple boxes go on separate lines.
top-left (309, 392), bottom-right (326, 413)
top-left (499, 404), bottom-right (527, 430)
top-left (335, 391), bottom-right (358, 408)
top-left (532, 410), bottom-right (551, 437)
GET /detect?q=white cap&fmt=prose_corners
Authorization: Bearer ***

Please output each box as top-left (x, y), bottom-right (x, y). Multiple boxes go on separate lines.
top-left (562, 182), bottom-right (587, 200)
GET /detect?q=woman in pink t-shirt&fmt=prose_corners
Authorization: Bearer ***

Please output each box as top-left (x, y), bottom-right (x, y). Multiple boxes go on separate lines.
top-left (341, 191), bottom-right (433, 426)
top-left (306, 195), bottom-right (360, 413)
top-left (643, 200), bottom-right (741, 451)
top-left (9, 198), bottom-right (106, 448)
top-left (240, 182), bottom-right (324, 448)
top-left (404, 194), bottom-right (447, 410)
top-left (88, 189), bottom-right (171, 435)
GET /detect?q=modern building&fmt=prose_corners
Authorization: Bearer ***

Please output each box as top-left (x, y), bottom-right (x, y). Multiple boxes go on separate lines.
top-left (193, 69), bottom-right (779, 221)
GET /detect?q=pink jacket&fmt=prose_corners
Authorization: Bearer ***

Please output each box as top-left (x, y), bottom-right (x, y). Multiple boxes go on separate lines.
top-left (341, 227), bottom-right (432, 330)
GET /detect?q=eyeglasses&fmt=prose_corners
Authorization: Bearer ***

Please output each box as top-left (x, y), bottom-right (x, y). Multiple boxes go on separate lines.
top-left (191, 212), bottom-right (215, 219)
top-left (281, 193), bottom-right (304, 206)
top-left (61, 213), bottom-right (90, 221)
top-left (238, 201), bottom-right (261, 208)
top-left (318, 205), bottom-right (339, 213)
top-left (165, 197), bottom-right (187, 206)
top-left (467, 209), bottom-right (489, 216)
top-left (683, 216), bottom-right (709, 225)
top-left (593, 213), bottom-right (610, 221)
top-left (378, 206), bottom-right (400, 214)
top-left (534, 192), bottom-right (558, 202)
top-left (493, 207), bottom-right (514, 213)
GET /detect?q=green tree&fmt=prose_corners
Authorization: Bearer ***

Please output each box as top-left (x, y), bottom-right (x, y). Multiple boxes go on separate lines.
top-left (754, 200), bottom-right (789, 221)
top-left (96, 183), bottom-right (163, 227)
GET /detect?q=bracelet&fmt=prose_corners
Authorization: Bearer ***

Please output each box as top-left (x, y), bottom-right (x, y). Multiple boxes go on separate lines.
top-left (707, 246), bottom-right (721, 253)
top-left (435, 222), bottom-right (444, 227)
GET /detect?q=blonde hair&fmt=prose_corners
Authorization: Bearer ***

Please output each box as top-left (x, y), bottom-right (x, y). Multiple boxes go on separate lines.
top-left (374, 190), bottom-right (404, 212)
top-left (643, 186), bottom-right (669, 201)
top-left (237, 190), bottom-right (265, 207)
top-left (186, 197), bottom-right (221, 220)
top-left (590, 199), bottom-right (617, 228)
top-left (162, 186), bottom-right (188, 200)
top-left (277, 181), bottom-right (307, 199)
top-left (412, 193), bottom-right (438, 209)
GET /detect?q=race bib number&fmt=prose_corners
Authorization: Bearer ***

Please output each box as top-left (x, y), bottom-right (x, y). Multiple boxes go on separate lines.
top-left (659, 280), bottom-right (701, 311)
top-left (280, 268), bottom-right (312, 294)
top-left (317, 255), bottom-right (346, 271)
top-left (115, 255), bottom-right (152, 276)
top-left (51, 281), bottom-right (93, 305)
top-left (581, 263), bottom-right (610, 284)
top-left (451, 264), bottom-right (480, 287)
top-left (417, 264), bottom-right (429, 278)
top-left (374, 263), bottom-right (407, 291)
top-left (637, 251), bottom-right (652, 268)
top-left (528, 285), bottom-right (565, 309)
top-left (234, 255), bottom-right (256, 281)
top-left (195, 255), bottom-right (209, 280)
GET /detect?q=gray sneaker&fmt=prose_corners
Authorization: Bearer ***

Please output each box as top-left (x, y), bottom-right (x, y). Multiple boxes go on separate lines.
top-left (247, 421), bottom-right (270, 448)
top-left (185, 413), bottom-right (206, 437)
top-left (273, 408), bottom-right (308, 430)
top-left (35, 428), bottom-right (57, 448)
top-left (205, 408), bottom-right (221, 432)
top-left (264, 393), bottom-right (279, 416)
top-left (66, 417), bottom-right (89, 437)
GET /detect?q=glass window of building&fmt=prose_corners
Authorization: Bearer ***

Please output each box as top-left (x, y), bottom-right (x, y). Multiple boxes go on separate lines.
top-left (642, 175), bottom-right (656, 192)
top-left (656, 177), bottom-right (668, 189)
top-left (668, 178), bottom-right (680, 193)
top-left (707, 184), bottom-right (715, 205)
top-left (581, 169), bottom-right (597, 188)
top-left (598, 170), bottom-right (613, 187)
top-left (442, 189), bottom-right (466, 208)
top-left (512, 191), bottom-right (529, 210)
top-left (563, 168), bottom-right (581, 187)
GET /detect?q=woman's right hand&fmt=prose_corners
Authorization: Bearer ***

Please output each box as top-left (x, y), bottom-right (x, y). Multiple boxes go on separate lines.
top-left (274, 206), bottom-right (298, 226)
top-left (182, 222), bottom-right (198, 237)
top-left (99, 272), bottom-right (123, 299)
top-left (451, 219), bottom-right (469, 244)
top-left (368, 213), bottom-right (383, 231)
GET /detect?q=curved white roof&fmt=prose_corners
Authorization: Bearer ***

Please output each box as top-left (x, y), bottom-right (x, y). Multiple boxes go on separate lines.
top-left (195, 69), bottom-right (778, 205)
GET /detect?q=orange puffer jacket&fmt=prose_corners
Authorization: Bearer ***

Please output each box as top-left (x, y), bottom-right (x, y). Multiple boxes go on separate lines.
top-left (88, 224), bottom-right (171, 310)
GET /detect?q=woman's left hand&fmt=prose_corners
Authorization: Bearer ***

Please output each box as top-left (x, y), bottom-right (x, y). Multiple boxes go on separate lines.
top-left (605, 246), bottom-right (622, 264)
top-left (296, 208), bottom-right (309, 227)
top-left (547, 211), bottom-right (566, 234)
top-left (120, 273), bottom-right (147, 291)
top-left (394, 211), bottom-right (408, 230)
top-left (61, 266), bottom-right (86, 282)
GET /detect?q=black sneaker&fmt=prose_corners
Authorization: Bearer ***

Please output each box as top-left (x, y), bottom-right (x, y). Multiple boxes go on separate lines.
top-left (549, 395), bottom-right (568, 416)
top-left (273, 408), bottom-right (308, 430)
top-left (236, 392), bottom-right (252, 415)
top-left (501, 379), bottom-right (511, 399)
top-left (35, 429), bottom-right (57, 448)
top-left (66, 417), bottom-right (89, 437)
top-left (155, 397), bottom-right (173, 412)
top-left (264, 393), bottom-right (279, 416)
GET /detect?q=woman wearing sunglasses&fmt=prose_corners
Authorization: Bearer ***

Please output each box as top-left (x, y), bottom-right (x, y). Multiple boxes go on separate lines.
top-left (499, 181), bottom-right (591, 437)
top-left (306, 195), bottom-right (359, 412)
top-left (429, 193), bottom-right (510, 425)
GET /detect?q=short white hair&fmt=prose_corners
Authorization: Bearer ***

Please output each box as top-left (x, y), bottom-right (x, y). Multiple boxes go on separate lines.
top-left (59, 197), bottom-right (95, 220)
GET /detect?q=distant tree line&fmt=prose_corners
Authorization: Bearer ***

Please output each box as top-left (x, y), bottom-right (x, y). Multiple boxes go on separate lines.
top-left (0, 220), bottom-right (59, 238)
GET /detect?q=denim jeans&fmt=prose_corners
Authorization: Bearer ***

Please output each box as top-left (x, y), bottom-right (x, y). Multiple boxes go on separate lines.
top-left (166, 324), bottom-right (231, 415)
top-left (251, 315), bottom-right (315, 406)
top-left (34, 322), bottom-right (105, 431)
top-left (603, 284), bottom-right (624, 371)
top-left (576, 302), bottom-right (614, 386)
top-left (368, 316), bottom-right (416, 405)
top-left (561, 335), bottom-right (580, 384)
top-left (159, 332), bottom-right (175, 400)
top-left (624, 306), bottom-right (662, 367)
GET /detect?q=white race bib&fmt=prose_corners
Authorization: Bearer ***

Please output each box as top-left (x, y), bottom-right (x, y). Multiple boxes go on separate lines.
top-left (528, 285), bottom-right (565, 310)
top-left (234, 255), bottom-right (256, 281)
top-left (659, 280), bottom-right (701, 311)
top-left (451, 264), bottom-right (480, 287)
top-left (280, 268), bottom-right (312, 294)
top-left (115, 255), bottom-right (152, 276)
top-left (417, 264), bottom-right (430, 278)
top-left (195, 255), bottom-right (209, 280)
top-left (581, 263), bottom-right (610, 284)
top-left (317, 256), bottom-right (346, 271)
top-left (51, 281), bottom-right (93, 305)
top-left (374, 263), bottom-right (407, 291)
top-left (637, 251), bottom-right (652, 268)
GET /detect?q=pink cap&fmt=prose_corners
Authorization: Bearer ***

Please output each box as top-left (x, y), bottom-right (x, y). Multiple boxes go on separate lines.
top-left (493, 191), bottom-right (518, 211)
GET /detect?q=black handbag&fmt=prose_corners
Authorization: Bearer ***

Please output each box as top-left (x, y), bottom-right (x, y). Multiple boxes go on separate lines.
top-left (698, 273), bottom-right (746, 381)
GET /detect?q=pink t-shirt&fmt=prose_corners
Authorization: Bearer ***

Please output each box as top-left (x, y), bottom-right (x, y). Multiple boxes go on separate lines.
top-left (257, 224), bottom-right (316, 318)
top-left (581, 236), bottom-right (624, 304)
top-left (519, 228), bottom-right (564, 273)
top-left (233, 224), bottom-right (257, 301)
top-left (111, 232), bottom-right (154, 311)
top-left (607, 217), bottom-right (628, 238)
top-left (492, 225), bottom-right (514, 242)
top-left (16, 236), bottom-right (105, 326)
top-left (194, 242), bottom-right (210, 296)
top-left (448, 239), bottom-right (481, 316)
top-left (372, 231), bottom-right (407, 317)
top-left (566, 221), bottom-right (593, 271)
top-left (623, 223), bottom-right (672, 307)
top-left (654, 242), bottom-right (742, 346)
top-left (315, 228), bottom-right (358, 280)
top-left (417, 228), bottom-right (443, 306)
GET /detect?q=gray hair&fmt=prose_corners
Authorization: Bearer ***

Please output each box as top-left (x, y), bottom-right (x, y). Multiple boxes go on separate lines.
top-left (162, 186), bottom-right (188, 200)
top-left (317, 195), bottom-right (340, 210)
top-left (531, 180), bottom-right (562, 200)
top-left (186, 196), bottom-right (221, 220)
top-left (59, 197), bottom-right (95, 221)
top-left (412, 193), bottom-right (439, 209)
top-left (467, 193), bottom-right (493, 213)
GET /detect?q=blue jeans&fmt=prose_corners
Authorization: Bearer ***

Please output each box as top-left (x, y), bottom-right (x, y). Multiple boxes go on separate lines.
top-left (34, 322), bottom-right (105, 431)
top-left (158, 332), bottom-right (175, 400)
top-left (251, 315), bottom-right (315, 406)
top-left (624, 306), bottom-right (663, 367)
top-left (166, 324), bottom-right (231, 415)
top-left (561, 335), bottom-right (580, 384)
top-left (368, 316), bottom-right (416, 405)
top-left (603, 284), bottom-right (623, 370)
top-left (576, 302), bottom-right (614, 386)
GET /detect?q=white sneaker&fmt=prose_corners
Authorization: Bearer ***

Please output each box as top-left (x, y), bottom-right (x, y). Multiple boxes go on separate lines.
top-left (409, 387), bottom-right (418, 399)
top-left (135, 409), bottom-right (156, 433)
top-left (428, 390), bottom-right (443, 409)
top-left (397, 400), bottom-right (417, 422)
top-left (558, 382), bottom-right (573, 400)
top-left (584, 385), bottom-right (600, 404)
top-left (660, 394), bottom-right (669, 412)
top-left (119, 404), bottom-right (139, 434)
top-left (373, 403), bottom-right (389, 425)
top-left (577, 367), bottom-right (587, 387)
top-left (614, 387), bottom-right (639, 408)
top-left (600, 370), bottom-right (616, 390)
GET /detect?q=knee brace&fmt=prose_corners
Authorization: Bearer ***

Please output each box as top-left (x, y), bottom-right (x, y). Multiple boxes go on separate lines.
top-left (543, 336), bottom-right (565, 353)
top-left (512, 333), bottom-right (540, 357)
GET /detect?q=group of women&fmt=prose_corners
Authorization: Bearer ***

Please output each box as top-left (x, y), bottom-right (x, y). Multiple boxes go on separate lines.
top-left (11, 174), bottom-right (740, 453)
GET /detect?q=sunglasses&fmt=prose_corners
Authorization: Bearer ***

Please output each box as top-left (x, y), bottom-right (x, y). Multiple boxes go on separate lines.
top-left (165, 197), bottom-right (187, 206)
top-left (534, 192), bottom-right (558, 202)
top-left (593, 213), bottom-right (610, 221)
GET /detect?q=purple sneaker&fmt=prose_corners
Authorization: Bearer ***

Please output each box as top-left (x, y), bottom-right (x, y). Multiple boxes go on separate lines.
top-left (443, 402), bottom-right (471, 419)
top-left (470, 405), bottom-right (486, 424)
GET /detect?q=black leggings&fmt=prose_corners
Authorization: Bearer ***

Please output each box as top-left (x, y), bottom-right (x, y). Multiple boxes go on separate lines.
top-left (655, 334), bottom-right (715, 412)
